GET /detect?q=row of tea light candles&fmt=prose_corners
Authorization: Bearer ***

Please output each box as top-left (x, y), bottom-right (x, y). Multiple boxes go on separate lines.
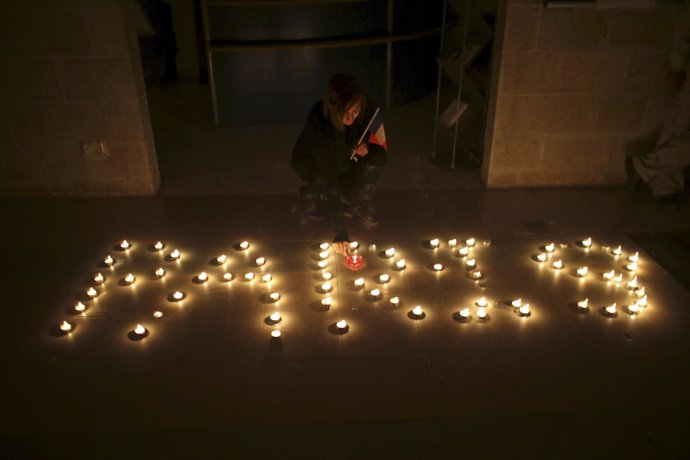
top-left (59, 236), bottom-right (647, 337)
top-left (534, 238), bottom-right (650, 315)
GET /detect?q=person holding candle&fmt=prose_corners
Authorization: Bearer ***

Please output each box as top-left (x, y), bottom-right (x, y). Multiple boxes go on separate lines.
top-left (626, 0), bottom-right (690, 206)
top-left (291, 73), bottom-right (387, 256)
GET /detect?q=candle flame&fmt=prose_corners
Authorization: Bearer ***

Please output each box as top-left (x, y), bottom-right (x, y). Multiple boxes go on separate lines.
top-left (269, 311), bottom-right (281, 321)
top-left (134, 324), bottom-right (146, 335)
top-left (466, 238), bottom-right (476, 247)
top-left (390, 296), bottom-right (400, 305)
top-left (336, 320), bottom-right (347, 329)
top-left (577, 266), bottom-right (588, 277)
top-left (412, 305), bottom-right (423, 316)
top-left (578, 298), bottom-right (589, 309)
top-left (511, 298), bottom-right (522, 308)
top-left (60, 321), bottom-right (72, 332)
top-left (430, 238), bottom-right (440, 247)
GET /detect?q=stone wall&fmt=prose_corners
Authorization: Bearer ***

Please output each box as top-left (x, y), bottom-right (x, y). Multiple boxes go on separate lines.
top-left (482, 0), bottom-right (677, 187)
top-left (0, 0), bottom-right (159, 196)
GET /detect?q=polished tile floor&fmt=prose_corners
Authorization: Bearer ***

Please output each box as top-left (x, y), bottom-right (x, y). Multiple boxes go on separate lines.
top-left (1, 82), bottom-right (689, 459)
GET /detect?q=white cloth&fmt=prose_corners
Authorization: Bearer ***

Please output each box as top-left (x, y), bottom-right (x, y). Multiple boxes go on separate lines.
top-left (633, 0), bottom-right (690, 196)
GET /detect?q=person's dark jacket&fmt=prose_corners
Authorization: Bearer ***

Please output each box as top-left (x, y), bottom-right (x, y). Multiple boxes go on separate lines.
top-left (291, 101), bottom-right (385, 242)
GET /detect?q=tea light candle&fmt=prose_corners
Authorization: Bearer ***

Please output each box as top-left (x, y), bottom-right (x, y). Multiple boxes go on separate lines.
top-left (536, 253), bottom-right (547, 262)
top-left (433, 263), bottom-right (444, 271)
top-left (511, 298), bottom-right (522, 308)
top-left (411, 305), bottom-right (423, 317)
top-left (94, 273), bottom-right (104, 284)
top-left (154, 241), bottom-right (164, 251)
top-left (628, 252), bottom-right (639, 263)
top-left (155, 267), bottom-right (165, 278)
top-left (322, 297), bottom-right (332, 307)
top-left (269, 292), bottom-right (280, 301)
top-left (605, 303), bottom-right (617, 315)
top-left (172, 291), bottom-right (184, 300)
top-left (216, 254), bottom-right (227, 264)
top-left (336, 320), bottom-right (348, 330)
top-left (271, 330), bottom-right (282, 338)
top-left (552, 260), bottom-right (563, 269)
top-left (477, 307), bottom-right (487, 319)
top-left (472, 271), bottom-right (482, 279)
top-left (322, 271), bottom-right (333, 280)
top-left (384, 247), bottom-right (395, 258)
top-left (262, 273), bottom-right (272, 282)
top-left (224, 272), bottom-right (234, 281)
top-left (60, 321), bottom-right (72, 332)
top-left (239, 241), bottom-right (250, 250)
top-left (613, 273), bottom-right (623, 284)
top-left (104, 255), bottom-right (114, 266)
top-left (627, 276), bottom-right (638, 289)
top-left (350, 241), bottom-right (359, 249)
top-left (466, 259), bottom-right (476, 268)
top-left (476, 297), bottom-right (488, 307)
top-left (395, 259), bottom-right (406, 270)
top-left (320, 242), bottom-right (330, 250)
top-left (582, 237), bottom-right (592, 248)
top-left (429, 238), bottom-right (440, 248)
top-left (321, 282), bottom-right (332, 292)
top-left (518, 304), bottom-right (530, 316)
top-left (74, 302), bottom-right (86, 313)
top-left (448, 238), bottom-right (457, 247)
top-left (378, 274), bottom-right (390, 283)
top-left (603, 270), bottom-right (615, 281)
top-left (577, 298), bottom-right (589, 309)
top-left (466, 238), bottom-right (476, 247)
top-left (628, 303), bottom-right (640, 314)
top-left (134, 324), bottom-right (146, 336)
top-left (545, 243), bottom-right (555, 253)
top-left (577, 266), bottom-right (588, 277)
top-left (269, 311), bottom-right (281, 322)
top-left (197, 272), bottom-right (208, 282)
top-left (319, 251), bottom-right (329, 260)
top-left (170, 249), bottom-right (180, 260)
top-left (354, 278), bottom-right (364, 287)
top-left (124, 273), bottom-right (135, 285)
top-left (626, 262), bottom-right (638, 271)
top-left (244, 272), bottom-right (255, 281)
top-left (635, 287), bottom-right (646, 298)
top-left (317, 260), bottom-right (329, 268)
top-left (459, 307), bottom-right (470, 319)
top-left (255, 257), bottom-right (266, 266)
top-left (611, 246), bottom-right (622, 256)
top-left (369, 288), bottom-right (381, 297)
top-left (458, 247), bottom-right (469, 257)
top-left (390, 296), bottom-right (400, 306)
top-left (637, 295), bottom-right (648, 307)
top-left (119, 240), bottom-right (131, 250)
top-left (153, 310), bottom-right (163, 318)
top-left (87, 287), bottom-right (97, 298)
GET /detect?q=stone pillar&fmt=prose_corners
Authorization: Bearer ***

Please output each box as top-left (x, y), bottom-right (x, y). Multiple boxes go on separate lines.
top-left (483, 0), bottom-right (676, 187)
top-left (0, 0), bottom-right (159, 196)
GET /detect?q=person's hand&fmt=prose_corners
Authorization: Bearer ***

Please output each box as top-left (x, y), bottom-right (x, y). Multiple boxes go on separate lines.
top-left (667, 70), bottom-right (686, 92)
top-left (332, 241), bottom-right (351, 257)
top-left (352, 143), bottom-right (369, 158)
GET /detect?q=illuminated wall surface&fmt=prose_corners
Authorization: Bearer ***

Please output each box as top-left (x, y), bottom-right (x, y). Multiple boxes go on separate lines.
top-left (53, 236), bottom-right (655, 344)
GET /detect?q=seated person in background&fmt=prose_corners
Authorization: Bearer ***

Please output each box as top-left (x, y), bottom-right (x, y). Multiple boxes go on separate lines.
top-left (627, 0), bottom-right (690, 205)
top-left (291, 73), bottom-right (387, 256)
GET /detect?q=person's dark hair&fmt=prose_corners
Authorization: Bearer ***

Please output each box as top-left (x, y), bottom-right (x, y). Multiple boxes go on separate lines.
top-left (323, 73), bottom-right (366, 131)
